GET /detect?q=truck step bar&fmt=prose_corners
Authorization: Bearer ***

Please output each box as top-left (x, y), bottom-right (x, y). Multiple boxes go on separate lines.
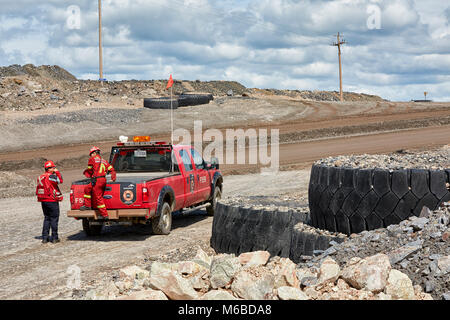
top-left (67, 209), bottom-right (148, 220)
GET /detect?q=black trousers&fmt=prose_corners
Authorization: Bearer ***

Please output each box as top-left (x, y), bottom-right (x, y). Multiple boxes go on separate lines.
top-left (41, 202), bottom-right (60, 240)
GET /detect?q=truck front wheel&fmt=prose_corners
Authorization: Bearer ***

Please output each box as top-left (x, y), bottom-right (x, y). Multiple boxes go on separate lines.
top-left (206, 186), bottom-right (222, 216)
top-left (152, 202), bottom-right (172, 235)
top-left (82, 218), bottom-right (103, 236)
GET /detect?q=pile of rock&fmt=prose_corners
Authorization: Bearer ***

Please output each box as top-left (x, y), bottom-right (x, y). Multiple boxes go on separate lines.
top-left (249, 88), bottom-right (385, 102)
top-left (315, 145), bottom-right (450, 170)
top-left (79, 248), bottom-right (433, 300)
top-left (299, 202), bottom-right (450, 300)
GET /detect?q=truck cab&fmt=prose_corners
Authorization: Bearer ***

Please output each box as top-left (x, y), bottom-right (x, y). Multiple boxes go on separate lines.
top-left (68, 136), bottom-right (222, 236)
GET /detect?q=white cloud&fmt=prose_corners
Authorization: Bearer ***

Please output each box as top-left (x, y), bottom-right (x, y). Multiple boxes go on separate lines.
top-left (0, 0), bottom-right (449, 101)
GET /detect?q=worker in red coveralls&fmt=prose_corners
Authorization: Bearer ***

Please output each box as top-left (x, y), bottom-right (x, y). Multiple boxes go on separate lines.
top-left (80, 146), bottom-right (116, 219)
top-left (36, 160), bottom-right (63, 243)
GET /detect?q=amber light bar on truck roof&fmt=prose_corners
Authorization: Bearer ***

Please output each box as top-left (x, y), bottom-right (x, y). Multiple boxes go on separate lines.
top-left (116, 136), bottom-right (168, 146)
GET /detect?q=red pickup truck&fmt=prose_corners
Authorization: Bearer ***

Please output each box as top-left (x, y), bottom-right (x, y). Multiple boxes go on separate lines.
top-left (67, 137), bottom-right (223, 236)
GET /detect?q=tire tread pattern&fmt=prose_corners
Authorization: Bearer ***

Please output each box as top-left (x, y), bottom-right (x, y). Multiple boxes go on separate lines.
top-left (309, 164), bottom-right (450, 235)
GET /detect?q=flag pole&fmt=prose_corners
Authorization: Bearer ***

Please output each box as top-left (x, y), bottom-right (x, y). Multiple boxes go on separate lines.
top-left (170, 82), bottom-right (174, 173)
top-left (170, 85), bottom-right (173, 145)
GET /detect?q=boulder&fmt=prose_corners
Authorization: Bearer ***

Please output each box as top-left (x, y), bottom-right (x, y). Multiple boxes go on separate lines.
top-left (150, 261), bottom-right (178, 275)
top-left (238, 251), bottom-right (270, 267)
top-left (384, 269), bottom-right (415, 300)
top-left (231, 268), bottom-right (275, 300)
top-left (117, 289), bottom-right (168, 300)
top-left (209, 255), bottom-right (241, 289)
top-left (296, 268), bottom-right (317, 284)
top-left (387, 240), bottom-right (423, 265)
top-left (114, 280), bottom-right (134, 294)
top-left (304, 287), bottom-right (319, 299)
top-left (410, 217), bottom-right (429, 231)
top-left (318, 257), bottom-right (340, 285)
top-left (340, 253), bottom-right (391, 293)
top-left (193, 247), bottom-right (213, 268)
top-left (268, 258), bottom-right (299, 288)
top-left (177, 261), bottom-right (208, 276)
top-left (119, 265), bottom-right (149, 280)
top-left (277, 286), bottom-right (308, 300)
top-left (148, 269), bottom-right (199, 300)
top-left (200, 290), bottom-right (239, 300)
top-left (437, 255), bottom-right (450, 275)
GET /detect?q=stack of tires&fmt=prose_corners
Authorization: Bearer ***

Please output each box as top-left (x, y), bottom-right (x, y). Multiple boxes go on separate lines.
top-left (143, 93), bottom-right (213, 109)
top-left (143, 97), bottom-right (179, 110)
top-left (210, 204), bottom-right (306, 258)
top-left (308, 164), bottom-right (450, 235)
top-left (210, 202), bottom-right (346, 263)
top-left (177, 93), bottom-right (214, 107)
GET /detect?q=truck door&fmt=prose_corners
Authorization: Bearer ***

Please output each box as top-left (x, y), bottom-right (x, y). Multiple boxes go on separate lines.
top-left (189, 147), bottom-right (212, 203)
top-left (177, 148), bottom-right (197, 207)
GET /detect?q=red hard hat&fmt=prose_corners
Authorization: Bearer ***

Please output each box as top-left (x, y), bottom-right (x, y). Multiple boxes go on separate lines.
top-left (89, 146), bottom-right (100, 154)
top-left (44, 160), bottom-right (55, 169)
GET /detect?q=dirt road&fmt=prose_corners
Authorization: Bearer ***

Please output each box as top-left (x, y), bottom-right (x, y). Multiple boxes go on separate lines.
top-left (0, 170), bottom-right (310, 300)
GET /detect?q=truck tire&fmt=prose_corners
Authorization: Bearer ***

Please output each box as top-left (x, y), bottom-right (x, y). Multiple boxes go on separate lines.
top-left (143, 98), bottom-right (179, 109)
top-left (177, 94), bottom-right (213, 107)
top-left (82, 218), bottom-right (102, 236)
top-left (309, 164), bottom-right (450, 235)
top-left (152, 202), bottom-right (172, 235)
top-left (206, 186), bottom-right (222, 216)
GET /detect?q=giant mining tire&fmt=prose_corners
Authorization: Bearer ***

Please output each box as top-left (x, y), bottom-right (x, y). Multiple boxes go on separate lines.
top-left (143, 97), bottom-right (179, 109)
top-left (177, 93), bottom-right (213, 107)
top-left (210, 202), bottom-right (309, 259)
top-left (308, 164), bottom-right (450, 235)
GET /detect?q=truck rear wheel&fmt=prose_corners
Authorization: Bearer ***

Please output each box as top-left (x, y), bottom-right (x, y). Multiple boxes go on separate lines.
top-left (82, 219), bottom-right (103, 236)
top-left (152, 202), bottom-right (172, 235)
top-left (206, 186), bottom-right (222, 216)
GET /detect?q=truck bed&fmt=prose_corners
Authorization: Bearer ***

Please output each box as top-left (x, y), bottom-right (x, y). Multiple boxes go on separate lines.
top-left (72, 172), bottom-right (181, 185)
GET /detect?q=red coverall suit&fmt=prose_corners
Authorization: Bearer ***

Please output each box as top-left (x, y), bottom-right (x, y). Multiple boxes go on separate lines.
top-left (36, 169), bottom-right (63, 241)
top-left (83, 155), bottom-right (116, 217)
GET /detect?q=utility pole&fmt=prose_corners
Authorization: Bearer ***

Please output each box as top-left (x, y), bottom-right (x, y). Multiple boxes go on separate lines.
top-left (332, 32), bottom-right (346, 102)
top-left (98, 0), bottom-right (103, 81)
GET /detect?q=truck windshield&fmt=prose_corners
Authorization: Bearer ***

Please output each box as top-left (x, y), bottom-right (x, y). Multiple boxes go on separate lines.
top-left (110, 147), bottom-right (173, 173)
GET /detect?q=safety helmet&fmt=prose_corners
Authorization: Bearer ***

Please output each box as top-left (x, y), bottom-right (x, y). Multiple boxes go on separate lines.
top-left (44, 160), bottom-right (55, 170)
top-left (89, 146), bottom-right (101, 155)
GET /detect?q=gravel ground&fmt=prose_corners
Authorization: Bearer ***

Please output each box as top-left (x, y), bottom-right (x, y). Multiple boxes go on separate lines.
top-left (315, 145), bottom-right (450, 170)
top-left (17, 109), bottom-right (143, 125)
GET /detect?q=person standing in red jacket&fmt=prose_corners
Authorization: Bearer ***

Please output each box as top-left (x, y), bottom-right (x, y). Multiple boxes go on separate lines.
top-left (80, 146), bottom-right (116, 219)
top-left (36, 160), bottom-right (63, 243)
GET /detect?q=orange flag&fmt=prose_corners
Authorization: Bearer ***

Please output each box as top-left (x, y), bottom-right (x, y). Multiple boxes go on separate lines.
top-left (166, 74), bottom-right (174, 90)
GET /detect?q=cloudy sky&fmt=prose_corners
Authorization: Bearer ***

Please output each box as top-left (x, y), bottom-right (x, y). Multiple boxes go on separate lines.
top-left (0, 0), bottom-right (449, 101)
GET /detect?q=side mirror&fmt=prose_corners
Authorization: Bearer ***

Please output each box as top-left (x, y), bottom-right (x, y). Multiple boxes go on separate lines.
top-left (210, 157), bottom-right (219, 170)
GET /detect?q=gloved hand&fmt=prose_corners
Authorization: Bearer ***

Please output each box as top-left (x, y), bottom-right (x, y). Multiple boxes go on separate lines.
top-left (111, 171), bottom-right (117, 182)
top-left (91, 177), bottom-right (97, 186)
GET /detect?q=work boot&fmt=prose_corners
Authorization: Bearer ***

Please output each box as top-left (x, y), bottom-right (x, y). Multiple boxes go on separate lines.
top-left (42, 237), bottom-right (49, 244)
top-left (51, 238), bottom-right (60, 244)
top-left (80, 206), bottom-right (91, 211)
top-left (98, 215), bottom-right (109, 221)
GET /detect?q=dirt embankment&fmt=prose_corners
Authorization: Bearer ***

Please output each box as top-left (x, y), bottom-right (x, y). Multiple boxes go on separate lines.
top-left (0, 64), bottom-right (387, 112)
